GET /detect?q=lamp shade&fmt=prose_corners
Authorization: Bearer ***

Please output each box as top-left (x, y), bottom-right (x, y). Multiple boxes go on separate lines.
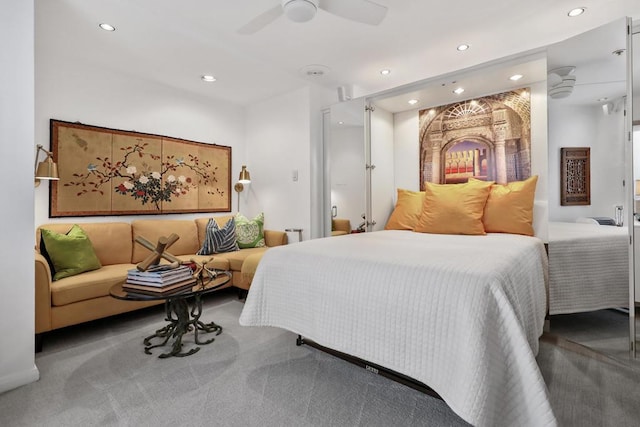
top-left (35, 157), bottom-right (59, 180)
top-left (238, 165), bottom-right (251, 184)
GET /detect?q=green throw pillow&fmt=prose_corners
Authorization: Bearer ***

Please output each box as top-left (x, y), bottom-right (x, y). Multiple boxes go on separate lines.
top-left (41, 224), bottom-right (102, 280)
top-left (235, 212), bottom-right (265, 249)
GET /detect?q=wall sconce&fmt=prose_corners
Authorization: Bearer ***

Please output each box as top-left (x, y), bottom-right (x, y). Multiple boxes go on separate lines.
top-left (34, 144), bottom-right (59, 187)
top-left (234, 165), bottom-right (251, 212)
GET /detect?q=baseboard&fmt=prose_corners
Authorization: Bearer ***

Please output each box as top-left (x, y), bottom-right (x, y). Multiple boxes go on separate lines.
top-left (0, 365), bottom-right (39, 394)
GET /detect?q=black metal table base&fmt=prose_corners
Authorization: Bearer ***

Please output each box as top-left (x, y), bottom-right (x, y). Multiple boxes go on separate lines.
top-left (143, 294), bottom-right (222, 358)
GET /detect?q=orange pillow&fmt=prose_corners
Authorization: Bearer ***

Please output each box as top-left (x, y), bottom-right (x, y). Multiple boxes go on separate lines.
top-left (385, 189), bottom-right (425, 230)
top-left (472, 176), bottom-right (538, 236)
top-left (414, 180), bottom-right (493, 235)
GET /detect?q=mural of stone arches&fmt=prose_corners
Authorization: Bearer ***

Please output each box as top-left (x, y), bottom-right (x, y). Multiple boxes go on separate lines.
top-left (418, 89), bottom-right (531, 189)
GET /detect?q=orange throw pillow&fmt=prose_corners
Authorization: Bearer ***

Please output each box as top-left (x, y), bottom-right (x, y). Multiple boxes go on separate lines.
top-left (414, 180), bottom-right (493, 235)
top-left (475, 176), bottom-right (538, 236)
top-left (385, 189), bottom-right (425, 230)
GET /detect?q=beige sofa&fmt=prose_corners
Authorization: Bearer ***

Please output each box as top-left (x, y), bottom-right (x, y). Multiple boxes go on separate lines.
top-left (34, 215), bottom-right (287, 349)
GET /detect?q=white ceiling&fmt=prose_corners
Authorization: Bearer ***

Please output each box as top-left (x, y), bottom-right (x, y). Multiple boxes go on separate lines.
top-left (36, 0), bottom-right (640, 108)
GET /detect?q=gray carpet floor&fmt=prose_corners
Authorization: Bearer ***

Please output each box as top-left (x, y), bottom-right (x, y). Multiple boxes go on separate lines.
top-left (1, 290), bottom-right (640, 426)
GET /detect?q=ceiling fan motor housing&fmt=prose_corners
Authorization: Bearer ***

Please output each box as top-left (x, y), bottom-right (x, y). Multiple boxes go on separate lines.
top-left (282, 0), bottom-right (318, 22)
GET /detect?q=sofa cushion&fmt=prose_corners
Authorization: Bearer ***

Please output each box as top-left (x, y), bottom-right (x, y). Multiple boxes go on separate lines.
top-left (131, 220), bottom-right (199, 263)
top-left (37, 222), bottom-right (133, 266)
top-left (197, 218), bottom-right (239, 255)
top-left (51, 264), bottom-right (135, 306)
top-left (214, 247), bottom-right (268, 271)
top-left (41, 225), bottom-right (102, 280)
top-left (235, 213), bottom-right (265, 248)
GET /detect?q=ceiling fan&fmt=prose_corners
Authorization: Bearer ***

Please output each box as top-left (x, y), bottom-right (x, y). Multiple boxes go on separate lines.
top-left (547, 66), bottom-right (576, 99)
top-left (238, 0), bottom-right (388, 34)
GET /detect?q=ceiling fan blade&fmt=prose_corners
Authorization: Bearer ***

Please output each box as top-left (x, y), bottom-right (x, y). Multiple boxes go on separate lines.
top-left (320, 0), bottom-right (388, 25)
top-left (237, 5), bottom-right (283, 34)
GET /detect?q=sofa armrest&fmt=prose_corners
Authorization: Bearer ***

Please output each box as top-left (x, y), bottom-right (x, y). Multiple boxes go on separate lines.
top-left (264, 230), bottom-right (288, 247)
top-left (332, 218), bottom-right (351, 234)
top-left (35, 251), bottom-right (53, 333)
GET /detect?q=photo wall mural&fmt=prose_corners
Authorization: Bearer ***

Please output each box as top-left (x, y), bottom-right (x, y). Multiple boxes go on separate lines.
top-left (49, 120), bottom-right (231, 217)
top-left (418, 88), bottom-right (531, 189)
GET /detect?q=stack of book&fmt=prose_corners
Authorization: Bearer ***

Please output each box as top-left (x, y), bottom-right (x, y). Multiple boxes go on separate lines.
top-left (123, 265), bottom-right (196, 296)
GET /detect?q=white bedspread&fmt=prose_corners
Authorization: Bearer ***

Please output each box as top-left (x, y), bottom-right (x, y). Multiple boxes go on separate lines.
top-left (240, 230), bottom-right (556, 427)
top-left (548, 222), bottom-right (628, 315)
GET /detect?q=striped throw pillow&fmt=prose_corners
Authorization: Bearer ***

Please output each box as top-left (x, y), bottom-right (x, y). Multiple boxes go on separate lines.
top-left (197, 218), bottom-right (239, 255)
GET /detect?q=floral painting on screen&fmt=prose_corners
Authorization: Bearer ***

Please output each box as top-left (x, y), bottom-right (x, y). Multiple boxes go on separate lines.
top-left (50, 120), bottom-right (231, 217)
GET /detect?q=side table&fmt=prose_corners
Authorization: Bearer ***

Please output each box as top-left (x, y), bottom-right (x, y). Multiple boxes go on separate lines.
top-left (285, 228), bottom-right (303, 243)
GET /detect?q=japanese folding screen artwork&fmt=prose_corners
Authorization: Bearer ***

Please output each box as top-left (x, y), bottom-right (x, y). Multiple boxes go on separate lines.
top-left (418, 89), bottom-right (531, 189)
top-left (50, 120), bottom-right (231, 217)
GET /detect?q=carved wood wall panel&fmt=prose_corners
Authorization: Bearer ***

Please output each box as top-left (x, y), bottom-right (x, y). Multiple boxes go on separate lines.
top-left (560, 147), bottom-right (590, 206)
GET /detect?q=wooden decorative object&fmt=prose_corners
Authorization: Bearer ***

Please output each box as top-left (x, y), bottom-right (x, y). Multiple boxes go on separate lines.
top-left (135, 234), bottom-right (181, 271)
top-left (560, 147), bottom-right (590, 206)
top-left (49, 120), bottom-right (231, 217)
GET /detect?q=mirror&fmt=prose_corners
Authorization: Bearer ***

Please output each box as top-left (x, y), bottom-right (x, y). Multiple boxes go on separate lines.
top-left (326, 98), bottom-right (366, 236)
top-left (545, 18), bottom-right (633, 360)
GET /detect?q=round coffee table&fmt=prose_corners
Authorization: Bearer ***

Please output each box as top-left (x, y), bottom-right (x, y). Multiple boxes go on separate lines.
top-left (110, 271), bottom-right (231, 358)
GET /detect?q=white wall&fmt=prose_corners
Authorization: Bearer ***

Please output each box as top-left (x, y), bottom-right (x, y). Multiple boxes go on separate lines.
top-left (245, 87), bottom-right (326, 241)
top-left (0, 0), bottom-right (40, 393)
top-left (35, 53), bottom-right (246, 227)
top-left (548, 103), bottom-right (625, 222)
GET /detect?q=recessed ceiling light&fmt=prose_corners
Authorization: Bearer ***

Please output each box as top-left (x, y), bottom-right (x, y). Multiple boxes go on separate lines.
top-left (510, 74), bottom-right (523, 81)
top-left (201, 75), bottom-right (216, 82)
top-left (380, 69), bottom-right (391, 76)
top-left (298, 64), bottom-right (331, 78)
top-left (408, 99), bottom-right (419, 105)
top-left (567, 7), bottom-right (585, 17)
top-left (338, 121), bottom-right (344, 125)
top-left (453, 87), bottom-right (465, 95)
top-left (99, 23), bottom-right (116, 31)
top-left (456, 44), bottom-right (470, 51)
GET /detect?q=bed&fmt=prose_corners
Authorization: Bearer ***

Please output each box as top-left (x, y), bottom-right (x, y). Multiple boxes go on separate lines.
top-left (239, 230), bottom-right (557, 427)
top-left (548, 221), bottom-right (629, 315)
